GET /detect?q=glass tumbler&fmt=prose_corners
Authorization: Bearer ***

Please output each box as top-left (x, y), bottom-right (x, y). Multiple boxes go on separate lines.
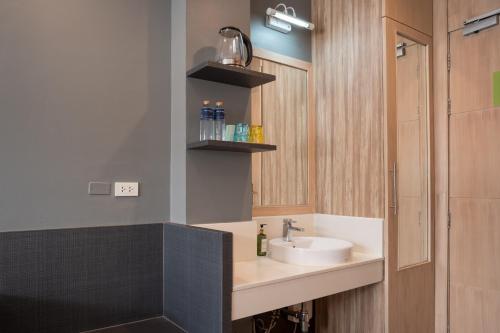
top-left (224, 124), bottom-right (236, 141)
top-left (234, 123), bottom-right (249, 142)
top-left (249, 125), bottom-right (264, 143)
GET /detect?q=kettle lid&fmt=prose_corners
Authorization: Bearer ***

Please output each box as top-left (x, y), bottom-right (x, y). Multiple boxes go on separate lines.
top-left (219, 26), bottom-right (243, 38)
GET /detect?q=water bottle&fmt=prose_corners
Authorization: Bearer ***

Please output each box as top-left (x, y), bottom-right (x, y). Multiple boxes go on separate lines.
top-left (200, 100), bottom-right (214, 140)
top-left (214, 101), bottom-right (225, 141)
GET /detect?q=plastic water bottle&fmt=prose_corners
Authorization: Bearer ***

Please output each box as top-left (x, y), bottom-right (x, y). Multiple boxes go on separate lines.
top-left (200, 100), bottom-right (214, 140)
top-left (214, 101), bottom-right (225, 141)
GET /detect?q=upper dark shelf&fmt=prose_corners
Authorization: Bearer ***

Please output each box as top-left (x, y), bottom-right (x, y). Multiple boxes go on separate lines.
top-left (186, 61), bottom-right (276, 88)
top-left (187, 140), bottom-right (277, 153)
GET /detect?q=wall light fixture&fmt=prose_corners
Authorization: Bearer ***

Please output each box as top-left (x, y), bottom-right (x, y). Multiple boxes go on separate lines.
top-left (265, 3), bottom-right (315, 33)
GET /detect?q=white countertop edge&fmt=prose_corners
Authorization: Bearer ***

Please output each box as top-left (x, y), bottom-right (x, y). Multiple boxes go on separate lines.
top-left (232, 259), bottom-right (384, 320)
top-left (233, 252), bottom-right (384, 292)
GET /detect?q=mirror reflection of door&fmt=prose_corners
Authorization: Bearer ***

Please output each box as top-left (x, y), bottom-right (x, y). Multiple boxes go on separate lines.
top-left (251, 50), bottom-right (315, 216)
top-left (395, 35), bottom-right (431, 269)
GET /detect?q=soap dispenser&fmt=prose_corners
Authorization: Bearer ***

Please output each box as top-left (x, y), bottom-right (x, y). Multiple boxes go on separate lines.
top-left (257, 224), bottom-right (267, 256)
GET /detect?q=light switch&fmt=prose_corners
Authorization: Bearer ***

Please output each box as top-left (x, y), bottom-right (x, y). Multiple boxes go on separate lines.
top-left (88, 182), bottom-right (111, 195)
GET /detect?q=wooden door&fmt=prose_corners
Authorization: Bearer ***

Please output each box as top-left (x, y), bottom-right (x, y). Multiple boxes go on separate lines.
top-left (448, 2), bottom-right (500, 332)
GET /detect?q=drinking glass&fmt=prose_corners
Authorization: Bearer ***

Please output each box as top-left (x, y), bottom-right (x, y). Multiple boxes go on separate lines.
top-left (234, 123), bottom-right (249, 142)
top-left (249, 125), bottom-right (264, 143)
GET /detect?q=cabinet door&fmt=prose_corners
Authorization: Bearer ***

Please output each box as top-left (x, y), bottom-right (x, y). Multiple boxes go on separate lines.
top-left (251, 51), bottom-right (315, 216)
top-left (384, 18), bottom-right (435, 333)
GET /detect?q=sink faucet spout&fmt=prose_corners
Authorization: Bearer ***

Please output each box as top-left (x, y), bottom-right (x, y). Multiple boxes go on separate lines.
top-left (282, 218), bottom-right (304, 242)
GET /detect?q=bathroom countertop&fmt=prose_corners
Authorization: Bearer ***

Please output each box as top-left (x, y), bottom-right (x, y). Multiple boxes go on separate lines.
top-left (233, 252), bottom-right (383, 291)
top-left (197, 216), bottom-right (385, 320)
top-left (232, 253), bottom-right (384, 320)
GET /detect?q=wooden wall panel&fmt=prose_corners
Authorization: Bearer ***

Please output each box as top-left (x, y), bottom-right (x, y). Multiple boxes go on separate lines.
top-left (449, 109), bottom-right (500, 332)
top-left (312, 0), bottom-right (385, 331)
top-left (449, 198), bottom-right (500, 333)
top-left (315, 283), bottom-right (385, 333)
top-left (313, 0), bottom-right (384, 219)
top-left (449, 110), bottom-right (500, 198)
top-left (383, 0), bottom-right (433, 36)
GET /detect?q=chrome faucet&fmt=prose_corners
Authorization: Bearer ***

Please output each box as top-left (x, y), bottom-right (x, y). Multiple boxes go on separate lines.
top-left (282, 218), bottom-right (304, 242)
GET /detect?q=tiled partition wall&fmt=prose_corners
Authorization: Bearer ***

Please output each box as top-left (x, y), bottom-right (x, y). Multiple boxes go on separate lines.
top-left (0, 223), bottom-right (233, 333)
top-left (163, 223), bottom-right (233, 333)
top-left (0, 224), bottom-right (164, 333)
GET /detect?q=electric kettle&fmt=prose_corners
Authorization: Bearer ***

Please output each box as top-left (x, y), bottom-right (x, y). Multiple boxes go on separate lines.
top-left (216, 26), bottom-right (253, 67)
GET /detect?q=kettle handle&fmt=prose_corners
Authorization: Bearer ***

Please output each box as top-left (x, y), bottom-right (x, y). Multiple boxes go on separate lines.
top-left (240, 32), bottom-right (253, 67)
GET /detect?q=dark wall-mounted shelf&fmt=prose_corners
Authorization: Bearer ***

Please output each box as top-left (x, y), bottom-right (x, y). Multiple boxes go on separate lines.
top-left (186, 61), bottom-right (276, 88)
top-left (187, 140), bottom-right (277, 153)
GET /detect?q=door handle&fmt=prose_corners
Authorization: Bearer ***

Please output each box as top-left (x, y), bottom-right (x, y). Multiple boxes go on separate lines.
top-left (389, 162), bottom-right (397, 215)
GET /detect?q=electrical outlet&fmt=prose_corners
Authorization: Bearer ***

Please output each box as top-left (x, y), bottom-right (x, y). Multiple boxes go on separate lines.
top-left (114, 182), bottom-right (139, 197)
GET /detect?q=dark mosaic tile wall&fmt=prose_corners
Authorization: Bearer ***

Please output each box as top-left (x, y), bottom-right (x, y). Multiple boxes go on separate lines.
top-left (0, 224), bottom-right (163, 333)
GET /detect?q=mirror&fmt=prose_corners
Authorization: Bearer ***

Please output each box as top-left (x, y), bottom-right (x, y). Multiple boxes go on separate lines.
top-left (251, 49), bottom-right (315, 216)
top-left (395, 35), bottom-right (431, 269)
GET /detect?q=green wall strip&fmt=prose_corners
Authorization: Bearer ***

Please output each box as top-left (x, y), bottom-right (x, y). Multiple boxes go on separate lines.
top-left (494, 71), bottom-right (500, 107)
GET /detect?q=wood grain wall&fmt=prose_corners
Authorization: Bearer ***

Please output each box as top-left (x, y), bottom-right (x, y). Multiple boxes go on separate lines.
top-left (312, 0), bottom-right (385, 331)
top-left (315, 284), bottom-right (385, 332)
top-left (383, 0), bottom-right (433, 36)
top-left (313, 0), bottom-right (385, 219)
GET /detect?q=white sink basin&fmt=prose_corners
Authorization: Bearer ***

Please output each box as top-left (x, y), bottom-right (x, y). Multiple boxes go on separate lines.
top-left (269, 236), bottom-right (353, 266)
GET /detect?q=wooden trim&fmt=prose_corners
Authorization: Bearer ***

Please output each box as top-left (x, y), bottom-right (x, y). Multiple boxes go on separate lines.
top-left (253, 204), bottom-right (314, 217)
top-left (433, 0), bottom-right (449, 332)
top-left (383, 17), bottom-right (435, 332)
top-left (251, 49), bottom-right (316, 217)
top-left (251, 58), bottom-right (263, 207)
top-left (253, 48), bottom-right (313, 72)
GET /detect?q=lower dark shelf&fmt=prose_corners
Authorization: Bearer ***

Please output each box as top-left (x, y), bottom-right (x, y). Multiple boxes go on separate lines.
top-left (187, 140), bottom-right (277, 153)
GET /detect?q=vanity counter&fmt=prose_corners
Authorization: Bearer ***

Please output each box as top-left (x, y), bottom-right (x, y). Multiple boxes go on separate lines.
top-left (233, 252), bottom-right (383, 291)
top-left (232, 253), bottom-right (384, 320)
top-left (197, 214), bottom-right (385, 321)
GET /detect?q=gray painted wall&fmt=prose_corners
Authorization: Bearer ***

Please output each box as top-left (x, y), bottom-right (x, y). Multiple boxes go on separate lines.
top-left (251, 0), bottom-right (312, 61)
top-left (183, 0), bottom-right (311, 224)
top-left (170, 0), bottom-right (187, 224)
top-left (0, 0), bottom-right (171, 232)
top-left (185, 0), bottom-right (253, 224)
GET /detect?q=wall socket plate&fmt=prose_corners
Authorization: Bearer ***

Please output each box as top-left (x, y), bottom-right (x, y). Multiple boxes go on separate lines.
top-left (114, 182), bottom-right (139, 197)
